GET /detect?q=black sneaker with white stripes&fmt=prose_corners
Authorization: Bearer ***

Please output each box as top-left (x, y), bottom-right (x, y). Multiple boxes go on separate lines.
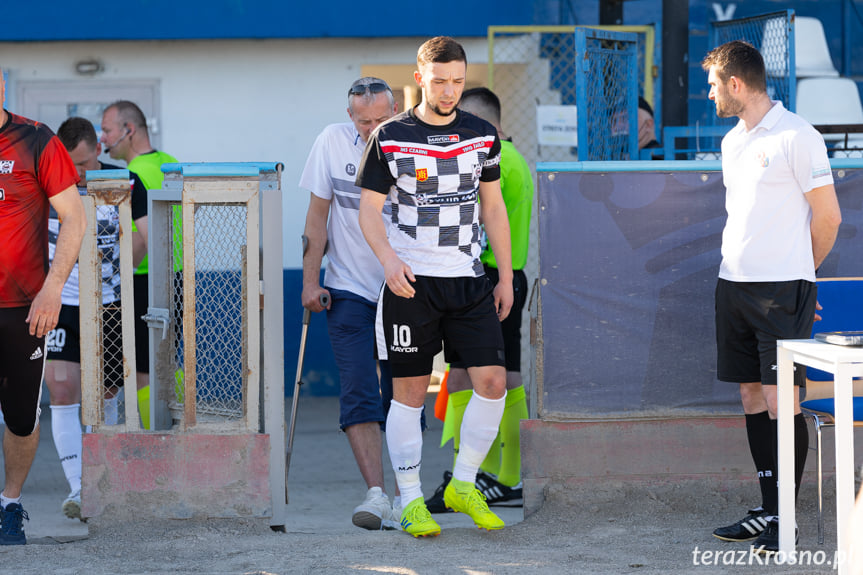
top-left (712, 507), bottom-right (770, 542)
top-left (752, 517), bottom-right (798, 554)
top-left (424, 471), bottom-right (453, 514)
top-left (475, 471), bottom-right (523, 507)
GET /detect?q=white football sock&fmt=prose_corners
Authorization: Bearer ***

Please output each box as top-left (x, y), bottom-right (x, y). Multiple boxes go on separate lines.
top-left (50, 403), bottom-right (83, 493)
top-left (385, 400), bottom-right (424, 504)
top-left (453, 391), bottom-right (506, 484)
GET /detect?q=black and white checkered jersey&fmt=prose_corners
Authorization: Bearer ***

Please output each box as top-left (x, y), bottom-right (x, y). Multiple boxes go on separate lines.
top-left (357, 108), bottom-right (501, 278)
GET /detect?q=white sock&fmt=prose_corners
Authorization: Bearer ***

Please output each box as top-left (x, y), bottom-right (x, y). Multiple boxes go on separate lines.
top-left (385, 400), bottom-right (424, 505)
top-left (453, 391), bottom-right (506, 484)
top-left (0, 493), bottom-right (21, 508)
top-left (392, 495), bottom-right (402, 510)
top-left (50, 404), bottom-right (83, 493)
top-left (104, 394), bottom-right (120, 426)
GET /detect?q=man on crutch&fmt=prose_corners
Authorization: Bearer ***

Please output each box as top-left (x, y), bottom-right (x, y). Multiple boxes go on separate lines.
top-left (299, 77), bottom-right (399, 530)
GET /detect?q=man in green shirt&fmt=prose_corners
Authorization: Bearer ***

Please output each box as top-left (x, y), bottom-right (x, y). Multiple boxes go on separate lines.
top-left (101, 100), bottom-right (178, 429)
top-left (426, 87), bottom-right (534, 511)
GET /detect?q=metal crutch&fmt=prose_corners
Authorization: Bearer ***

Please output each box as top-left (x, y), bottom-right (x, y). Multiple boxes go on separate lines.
top-left (285, 236), bottom-right (329, 499)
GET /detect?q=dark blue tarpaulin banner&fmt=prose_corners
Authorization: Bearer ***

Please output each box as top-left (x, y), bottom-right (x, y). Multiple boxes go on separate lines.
top-left (536, 162), bottom-right (863, 418)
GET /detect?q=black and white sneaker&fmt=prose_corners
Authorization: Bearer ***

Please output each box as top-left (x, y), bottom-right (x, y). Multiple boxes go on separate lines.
top-left (424, 471), bottom-right (453, 514)
top-left (712, 507), bottom-right (770, 542)
top-left (475, 471), bottom-right (523, 507)
top-left (752, 518), bottom-right (798, 554)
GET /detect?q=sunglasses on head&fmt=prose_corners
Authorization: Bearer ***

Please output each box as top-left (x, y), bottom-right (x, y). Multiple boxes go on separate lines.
top-left (348, 82), bottom-right (390, 96)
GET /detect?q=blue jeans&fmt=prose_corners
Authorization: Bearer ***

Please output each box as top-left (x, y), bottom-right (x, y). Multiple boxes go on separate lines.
top-left (326, 287), bottom-right (426, 431)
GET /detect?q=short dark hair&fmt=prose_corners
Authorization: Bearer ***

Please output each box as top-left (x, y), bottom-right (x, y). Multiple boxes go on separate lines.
top-left (701, 40), bottom-right (767, 93)
top-left (459, 87), bottom-right (501, 125)
top-left (105, 100), bottom-right (149, 135)
top-left (417, 36), bottom-right (467, 68)
top-left (57, 116), bottom-right (98, 151)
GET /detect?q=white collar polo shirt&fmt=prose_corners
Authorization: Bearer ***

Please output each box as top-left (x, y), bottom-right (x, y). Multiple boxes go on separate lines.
top-left (299, 122), bottom-right (388, 303)
top-left (719, 100), bottom-right (834, 283)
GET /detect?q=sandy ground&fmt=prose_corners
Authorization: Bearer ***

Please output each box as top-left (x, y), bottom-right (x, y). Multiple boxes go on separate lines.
top-left (0, 395), bottom-right (847, 575)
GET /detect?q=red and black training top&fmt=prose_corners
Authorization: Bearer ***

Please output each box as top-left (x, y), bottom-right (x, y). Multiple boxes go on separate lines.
top-left (0, 111), bottom-right (79, 307)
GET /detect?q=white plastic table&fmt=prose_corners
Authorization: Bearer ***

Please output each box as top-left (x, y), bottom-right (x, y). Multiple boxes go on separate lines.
top-left (777, 339), bottom-right (863, 573)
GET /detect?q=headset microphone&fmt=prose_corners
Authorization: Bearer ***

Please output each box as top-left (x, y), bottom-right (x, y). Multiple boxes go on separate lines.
top-left (104, 128), bottom-right (130, 153)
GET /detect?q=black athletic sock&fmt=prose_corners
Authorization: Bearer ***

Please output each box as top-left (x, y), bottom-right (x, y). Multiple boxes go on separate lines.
top-left (745, 411), bottom-right (777, 515)
top-left (795, 413), bottom-right (810, 500)
top-left (767, 414), bottom-right (809, 511)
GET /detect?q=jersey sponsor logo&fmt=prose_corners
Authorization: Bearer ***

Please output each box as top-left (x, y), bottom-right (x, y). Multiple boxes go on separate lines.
top-left (345, 163), bottom-right (356, 176)
top-left (416, 168), bottom-right (429, 182)
top-left (415, 190), bottom-right (477, 207)
top-left (427, 134), bottom-right (459, 144)
top-left (383, 138), bottom-right (492, 160)
top-left (30, 347), bottom-right (44, 360)
top-left (0, 160), bottom-right (13, 174)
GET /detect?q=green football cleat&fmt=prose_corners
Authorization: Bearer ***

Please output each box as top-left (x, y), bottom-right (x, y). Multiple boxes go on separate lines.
top-left (399, 497), bottom-right (441, 537)
top-left (443, 477), bottom-right (505, 531)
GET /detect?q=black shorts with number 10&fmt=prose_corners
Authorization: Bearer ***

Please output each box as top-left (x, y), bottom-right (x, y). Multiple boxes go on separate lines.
top-left (376, 275), bottom-right (506, 378)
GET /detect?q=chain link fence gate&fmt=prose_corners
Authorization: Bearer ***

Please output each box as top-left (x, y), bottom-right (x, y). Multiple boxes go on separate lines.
top-left (81, 164), bottom-right (287, 528)
top-left (574, 28), bottom-right (640, 161)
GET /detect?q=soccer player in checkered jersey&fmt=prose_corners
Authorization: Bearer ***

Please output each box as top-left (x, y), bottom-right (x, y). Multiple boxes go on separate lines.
top-left (703, 41), bottom-right (841, 553)
top-left (0, 68), bottom-right (86, 545)
top-left (357, 36), bottom-right (513, 537)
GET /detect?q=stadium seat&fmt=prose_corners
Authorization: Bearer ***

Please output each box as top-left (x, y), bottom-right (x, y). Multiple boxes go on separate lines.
top-left (800, 278), bottom-right (863, 544)
top-left (796, 77), bottom-right (863, 154)
top-left (795, 17), bottom-right (840, 78)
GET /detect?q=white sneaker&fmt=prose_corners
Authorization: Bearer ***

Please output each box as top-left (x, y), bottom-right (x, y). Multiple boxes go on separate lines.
top-left (62, 489), bottom-right (82, 520)
top-left (383, 498), bottom-right (402, 531)
top-left (351, 487), bottom-right (393, 531)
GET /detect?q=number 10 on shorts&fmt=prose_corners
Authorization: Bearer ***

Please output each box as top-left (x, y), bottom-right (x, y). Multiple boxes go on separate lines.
top-left (391, 324), bottom-right (417, 353)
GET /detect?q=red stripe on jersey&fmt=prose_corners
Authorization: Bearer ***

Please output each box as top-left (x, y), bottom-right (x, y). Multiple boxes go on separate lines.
top-left (380, 138), bottom-right (494, 159)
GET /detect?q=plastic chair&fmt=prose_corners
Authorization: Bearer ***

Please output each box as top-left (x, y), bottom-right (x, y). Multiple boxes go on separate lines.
top-left (763, 16), bottom-right (838, 78)
top-left (800, 277), bottom-right (863, 544)
top-left (794, 17), bottom-right (839, 78)
top-left (796, 77), bottom-right (863, 146)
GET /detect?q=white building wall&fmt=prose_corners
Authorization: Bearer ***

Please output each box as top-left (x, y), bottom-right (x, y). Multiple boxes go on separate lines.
top-left (1, 36), bottom-right (489, 269)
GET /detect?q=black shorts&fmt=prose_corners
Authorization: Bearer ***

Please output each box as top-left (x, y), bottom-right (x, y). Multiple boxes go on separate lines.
top-left (134, 273), bottom-right (150, 374)
top-left (47, 304), bottom-right (125, 390)
top-left (715, 279), bottom-right (816, 387)
top-left (376, 275), bottom-right (505, 378)
top-left (0, 306), bottom-right (45, 436)
top-left (451, 267), bottom-right (527, 372)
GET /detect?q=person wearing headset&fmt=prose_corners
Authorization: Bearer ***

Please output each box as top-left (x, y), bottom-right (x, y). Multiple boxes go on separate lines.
top-left (100, 101), bottom-right (178, 429)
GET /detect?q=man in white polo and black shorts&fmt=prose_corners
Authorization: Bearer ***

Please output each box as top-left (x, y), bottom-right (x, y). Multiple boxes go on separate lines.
top-left (703, 41), bottom-right (842, 553)
top-left (358, 36), bottom-right (513, 538)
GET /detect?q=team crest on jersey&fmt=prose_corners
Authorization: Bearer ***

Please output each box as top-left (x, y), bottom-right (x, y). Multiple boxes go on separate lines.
top-left (345, 163), bottom-right (356, 176)
top-left (427, 134), bottom-right (459, 144)
top-left (755, 151), bottom-right (769, 168)
top-left (0, 160), bottom-right (13, 174)
top-left (416, 168), bottom-right (429, 182)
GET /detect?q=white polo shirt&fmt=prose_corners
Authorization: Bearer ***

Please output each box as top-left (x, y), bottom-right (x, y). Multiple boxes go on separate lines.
top-left (299, 122), bottom-right (387, 303)
top-left (719, 101), bottom-right (833, 282)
